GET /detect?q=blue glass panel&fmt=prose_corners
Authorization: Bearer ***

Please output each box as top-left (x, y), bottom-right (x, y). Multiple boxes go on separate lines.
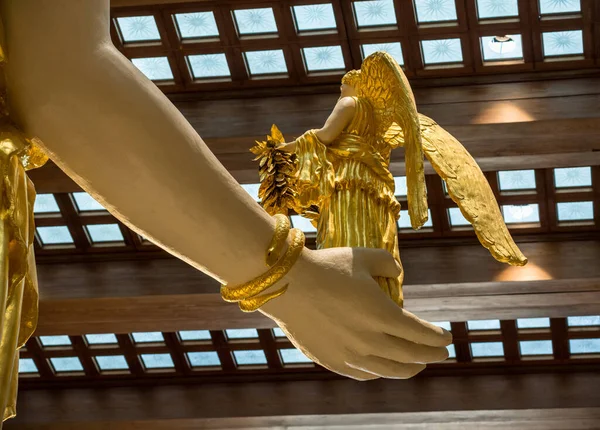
top-left (502, 204), bottom-right (540, 224)
top-left (556, 201), bottom-right (594, 221)
top-left (96, 355), bottom-right (129, 371)
top-left (394, 176), bottom-right (407, 196)
top-left (567, 316), bottom-right (600, 327)
top-left (117, 16), bottom-right (160, 42)
top-left (517, 317), bottom-right (551, 328)
top-left (19, 358), bottom-right (38, 374)
top-left (498, 169), bottom-right (535, 190)
top-left (179, 330), bottom-right (212, 341)
top-left (234, 8), bottom-right (277, 35)
top-left (520, 340), bottom-right (553, 356)
top-left (85, 334), bottom-right (118, 345)
top-left (131, 57), bottom-right (174, 81)
top-left (291, 215), bottom-right (317, 233)
top-left (37, 226), bottom-right (74, 245)
top-left (72, 192), bottom-right (105, 211)
top-left (241, 183), bottom-right (260, 201)
top-left (140, 353), bottom-right (174, 369)
top-left (361, 42), bottom-right (404, 65)
top-left (50, 357), bottom-right (84, 372)
top-left (132, 332), bottom-right (164, 343)
top-left (471, 342), bottom-right (504, 357)
top-left (353, 0), bottom-right (397, 27)
top-left (569, 339), bottom-right (600, 354)
top-left (188, 54), bottom-right (231, 79)
top-left (447, 344), bottom-right (456, 359)
top-left (293, 4), bottom-right (337, 32)
top-left (273, 327), bottom-right (286, 338)
top-left (87, 224), bottom-right (124, 243)
top-left (225, 329), bottom-right (259, 339)
top-left (245, 50), bottom-right (287, 75)
top-left (539, 0), bottom-right (581, 14)
top-left (398, 210), bottom-right (433, 229)
top-left (40, 335), bottom-right (71, 347)
top-left (421, 38), bottom-right (463, 64)
top-left (542, 30), bottom-right (584, 57)
top-left (303, 46), bottom-right (345, 71)
top-left (476, 0), bottom-right (519, 19)
top-left (34, 194), bottom-right (60, 213)
top-left (554, 167), bottom-right (592, 188)
top-left (233, 350), bottom-right (268, 365)
top-left (174, 12), bottom-right (219, 39)
top-left (414, 0), bottom-right (458, 23)
top-left (468, 320), bottom-right (500, 330)
top-left (280, 348), bottom-right (312, 364)
top-left (448, 207), bottom-right (470, 227)
top-left (188, 351), bottom-right (221, 367)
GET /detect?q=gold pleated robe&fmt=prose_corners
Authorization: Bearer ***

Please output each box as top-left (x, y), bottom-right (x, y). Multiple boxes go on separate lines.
top-left (293, 97), bottom-right (404, 306)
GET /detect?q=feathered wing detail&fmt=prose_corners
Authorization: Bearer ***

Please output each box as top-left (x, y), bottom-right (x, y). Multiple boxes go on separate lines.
top-left (357, 52), bottom-right (428, 229)
top-left (419, 114), bottom-right (527, 266)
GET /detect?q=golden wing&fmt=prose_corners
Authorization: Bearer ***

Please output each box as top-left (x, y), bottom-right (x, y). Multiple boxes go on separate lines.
top-left (357, 52), bottom-right (428, 229)
top-left (419, 114), bottom-right (527, 266)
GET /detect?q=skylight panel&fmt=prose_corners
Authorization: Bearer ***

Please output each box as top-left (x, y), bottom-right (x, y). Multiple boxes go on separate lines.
top-left (448, 207), bottom-right (470, 227)
top-left (554, 167), bottom-right (592, 188)
top-left (517, 317), bottom-right (551, 329)
top-left (85, 334), bottom-right (118, 345)
top-left (179, 330), bottom-right (212, 341)
top-left (86, 224), bottom-right (124, 243)
top-left (280, 348), bottom-right (313, 364)
top-left (471, 341), bottom-right (504, 358)
top-left (447, 344), bottom-right (456, 359)
top-left (539, 0), bottom-right (581, 15)
top-left (39, 336), bottom-right (72, 347)
top-left (34, 194), bottom-right (60, 214)
top-left (361, 42), bottom-right (404, 65)
top-left (174, 12), bottom-right (219, 39)
top-left (244, 50), bottom-right (288, 76)
top-left (188, 54), bottom-right (231, 79)
top-left (520, 340), bottom-right (553, 356)
top-left (502, 204), bottom-right (540, 224)
top-left (273, 327), bottom-right (286, 338)
top-left (567, 316), bottom-right (600, 327)
top-left (432, 321), bottom-right (451, 330)
top-left (131, 57), bottom-right (174, 81)
top-left (241, 183), bottom-right (261, 201)
top-left (291, 215), bottom-right (317, 233)
top-left (542, 30), bottom-right (584, 57)
top-left (303, 46), bottom-right (345, 72)
top-left (116, 16), bottom-right (161, 42)
top-left (132, 332), bottom-right (164, 343)
top-left (481, 35), bottom-right (524, 62)
top-left (140, 353), bottom-right (175, 369)
top-left (476, 0), bottom-right (519, 19)
top-left (187, 351), bottom-right (221, 368)
top-left (467, 319), bottom-right (500, 331)
top-left (421, 38), bottom-right (463, 65)
top-left (225, 329), bottom-right (259, 340)
top-left (37, 226), bottom-right (74, 246)
top-left (398, 210), bottom-right (433, 229)
top-left (72, 192), bottom-right (106, 212)
top-left (233, 8), bottom-right (278, 35)
top-left (50, 357), bottom-right (84, 373)
top-left (498, 169), bottom-right (535, 191)
top-left (95, 355), bottom-right (129, 371)
top-left (19, 358), bottom-right (38, 374)
top-left (394, 176), bottom-right (407, 197)
top-left (414, 0), bottom-right (458, 23)
top-left (233, 350), bottom-right (268, 366)
top-left (556, 201), bottom-right (594, 222)
top-left (353, 0), bottom-right (397, 28)
top-left (569, 339), bottom-right (600, 355)
top-left (292, 4), bottom-right (337, 32)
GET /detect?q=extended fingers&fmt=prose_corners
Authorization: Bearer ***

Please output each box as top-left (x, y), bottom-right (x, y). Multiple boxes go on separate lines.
top-left (347, 355), bottom-right (425, 379)
top-left (375, 333), bottom-right (449, 363)
top-left (353, 247), bottom-right (401, 279)
top-left (377, 306), bottom-right (453, 347)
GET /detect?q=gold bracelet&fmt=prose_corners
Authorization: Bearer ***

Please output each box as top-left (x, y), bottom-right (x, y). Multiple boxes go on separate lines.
top-left (221, 220), bottom-right (305, 312)
top-left (266, 214), bottom-right (290, 266)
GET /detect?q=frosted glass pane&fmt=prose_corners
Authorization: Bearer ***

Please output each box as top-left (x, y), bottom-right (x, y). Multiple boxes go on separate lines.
top-left (414, 0), bottom-right (458, 23)
top-left (362, 42), bottom-right (404, 65)
top-left (233, 350), bottom-right (267, 365)
top-left (542, 30), bottom-right (583, 57)
top-left (72, 192), bottom-right (105, 211)
top-left (291, 215), bottom-right (317, 233)
top-left (570, 339), bottom-right (600, 354)
top-left (303, 46), bottom-right (345, 71)
top-left (131, 57), bottom-right (173, 81)
top-left (554, 167), bottom-right (592, 188)
top-left (568, 316), bottom-right (600, 327)
top-left (280, 348), bottom-right (312, 364)
top-left (234, 8), bottom-right (277, 35)
top-left (37, 226), bottom-right (74, 245)
top-left (87, 224), bottom-right (124, 243)
top-left (174, 12), bottom-right (219, 39)
top-left (132, 332), bottom-right (164, 343)
top-left (468, 319), bottom-right (500, 330)
top-left (556, 201), bottom-right (594, 221)
top-left (226, 329), bottom-right (259, 339)
top-left (498, 169), bottom-right (535, 190)
top-left (245, 50), bottom-right (287, 75)
top-left (179, 330), bottom-right (211, 341)
top-left (432, 321), bottom-right (451, 330)
top-left (517, 317), bottom-right (550, 328)
top-left (241, 183), bottom-right (260, 201)
top-left (447, 344), bottom-right (456, 359)
top-left (394, 176), bottom-right (407, 196)
top-left (476, 0), bottom-right (519, 18)
top-left (34, 194), bottom-right (60, 213)
top-left (188, 54), bottom-right (231, 79)
top-left (140, 354), bottom-right (174, 369)
top-left (188, 351), bottom-right (220, 367)
top-left (293, 4), bottom-right (337, 32)
top-left (117, 16), bottom-right (160, 42)
top-left (482, 35), bottom-right (524, 61)
top-left (399, 210), bottom-right (433, 229)
top-left (353, 0), bottom-right (397, 27)
top-left (86, 334), bottom-right (118, 345)
top-left (520, 340), bottom-right (553, 356)
top-left (421, 38), bottom-right (463, 64)
top-left (539, 0), bottom-right (581, 14)
top-left (50, 357), bottom-right (83, 372)
top-left (471, 342), bottom-right (504, 357)
top-left (448, 207), bottom-right (470, 227)
top-left (502, 204), bottom-right (540, 224)
top-left (40, 335), bottom-right (71, 347)
top-left (19, 358), bottom-right (38, 374)
top-left (273, 327), bottom-right (286, 338)
top-left (96, 355), bottom-right (129, 370)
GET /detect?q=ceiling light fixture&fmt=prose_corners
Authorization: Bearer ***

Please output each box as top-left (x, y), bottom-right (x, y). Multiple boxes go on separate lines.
top-left (488, 35), bottom-right (516, 54)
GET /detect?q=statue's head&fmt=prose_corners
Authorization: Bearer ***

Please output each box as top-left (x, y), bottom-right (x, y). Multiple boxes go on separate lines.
top-left (340, 70), bottom-right (361, 97)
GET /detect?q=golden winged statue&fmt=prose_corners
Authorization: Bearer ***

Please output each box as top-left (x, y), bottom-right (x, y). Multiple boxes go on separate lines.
top-left (251, 51), bottom-right (527, 307)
